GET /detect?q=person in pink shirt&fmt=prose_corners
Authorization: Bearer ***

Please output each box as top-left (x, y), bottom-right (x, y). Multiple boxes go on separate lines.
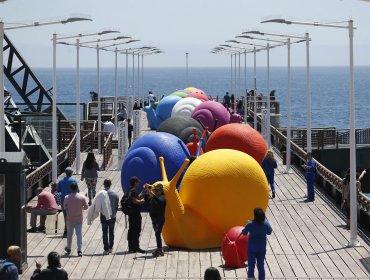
top-left (63, 182), bottom-right (88, 257)
top-left (27, 187), bottom-right (58, 233)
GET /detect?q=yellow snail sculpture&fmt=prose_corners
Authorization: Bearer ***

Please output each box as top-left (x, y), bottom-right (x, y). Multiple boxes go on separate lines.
top-left (156, 149), bottom-right (269, 249)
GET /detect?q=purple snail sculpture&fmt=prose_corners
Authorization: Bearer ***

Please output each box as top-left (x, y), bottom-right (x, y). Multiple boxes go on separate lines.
top-left (191, 100), bottom-right (230, 132)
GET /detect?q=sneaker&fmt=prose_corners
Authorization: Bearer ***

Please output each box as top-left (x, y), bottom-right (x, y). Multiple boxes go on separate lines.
top-left (103, 250), bottom-right (110, 255)
top-left (152, 249), bottom-right (164, 257)
top-left (272, 192), bottom-right (275, 199)
top-left (108, 249), bottom-right (113, 253)
top-left (64, 247), bottom-right (71, 255)
top-left (38, 225), bottom-right (46, 231)
top-left (78, 251), bottom-right (83, 257)
top-left (136, 248), bottom-right (146, 254)
top-left (27, 227), bottom-right (37, 233)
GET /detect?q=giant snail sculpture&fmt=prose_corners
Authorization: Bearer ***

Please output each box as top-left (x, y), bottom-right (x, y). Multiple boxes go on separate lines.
top-left (157, 116), bottom-right (205, 145)
top-left (171, 97), bottom-right (202, 118)
top-left (206, 123), bottom-right (267, 164)
top-left (191, 100), bottom-right (230, 132)
top-left (154, 148), bottom-right (269, 249)
top-left (144, 95), bottom-right (182, 130)
top-left (121, 132), bottom-right (189, 193)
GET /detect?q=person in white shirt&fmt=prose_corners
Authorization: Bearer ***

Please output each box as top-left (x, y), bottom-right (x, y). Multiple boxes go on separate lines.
top-left (103, 120), bottom-right (115, 134)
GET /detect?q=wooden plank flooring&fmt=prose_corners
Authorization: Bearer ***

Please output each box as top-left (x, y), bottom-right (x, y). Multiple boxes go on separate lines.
top-left (21, 116), bottom-right (370, 279)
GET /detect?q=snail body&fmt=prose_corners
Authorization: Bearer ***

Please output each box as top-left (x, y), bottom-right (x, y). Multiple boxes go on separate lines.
top-left (159, 149), bottom-right (269, 249)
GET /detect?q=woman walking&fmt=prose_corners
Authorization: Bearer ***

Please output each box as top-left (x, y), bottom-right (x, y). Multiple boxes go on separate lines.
top-left (261, 150), bottom-right (278, 199)
top-left (241, 208), bottom-right (272, 280)
top-left (81, 152), bottom-right (100, 206)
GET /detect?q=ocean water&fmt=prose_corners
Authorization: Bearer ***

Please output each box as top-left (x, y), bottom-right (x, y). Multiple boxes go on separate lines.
top-left (5, 66), bottom-right (370, 129)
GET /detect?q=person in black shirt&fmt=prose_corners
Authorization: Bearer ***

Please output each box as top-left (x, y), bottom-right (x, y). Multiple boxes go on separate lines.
top-left (127, 119), bottom-right (134, 148)
top-left (31, 251), bottom-right (68, 280)
top-left (127, 176), bottom-right (145, 253)
top-left (145, 183), bottom-right (166, 257)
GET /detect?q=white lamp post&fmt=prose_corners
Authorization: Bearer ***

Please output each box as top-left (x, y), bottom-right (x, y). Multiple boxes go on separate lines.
top-left (186, 52), bottom-right (189, 86)
top-left (56, 30), bottom-right (118, 173)
top-left (242, 30), bottom-right (310, 152)
top-left (262, 17), bottom-right (358, 247)
top-left (40, 17), bottom-right (92, 182)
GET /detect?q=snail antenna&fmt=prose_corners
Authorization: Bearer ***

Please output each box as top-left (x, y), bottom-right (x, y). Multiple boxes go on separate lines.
top-left (192, 128), bottom-right (197, 147)
top-left (196, 118), bottom-right (206, 130)
top-left (177, 140), bottom-right (191, 160)
top-left (158, 156), bottom-right (168, 182)
top-left (169, 158), bottom-right (190, 187)
top-left (213, 119), bottom-right (219, 131)
top-left (196, 126), bottom-right (208, 156)
top-left (196, 138), bottom-right (204, 157)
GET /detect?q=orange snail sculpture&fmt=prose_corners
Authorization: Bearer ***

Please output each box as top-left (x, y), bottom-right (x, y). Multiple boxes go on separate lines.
top-left (156, 149), bottom-right (269, 249)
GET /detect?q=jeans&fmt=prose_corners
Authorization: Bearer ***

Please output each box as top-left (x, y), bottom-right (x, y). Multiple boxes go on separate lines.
top-left (306, 174), bottom-right (315, 201)
top-left (127, 213), bottom-right (142, 250)
top-left (267, 175), bottom-right (275, 193)
top-left (248, 249), bottom-right (266, 280)
top-left (101, 218), bottom-right (116, 251)
top-left (66, 221), bottom-right (83, 251)
top-left (152, 218), bottom-right (165, 250)
top-left (85, 177), bottom-right (97, 202)
top-left (30, 208), bottom-right (57, 228)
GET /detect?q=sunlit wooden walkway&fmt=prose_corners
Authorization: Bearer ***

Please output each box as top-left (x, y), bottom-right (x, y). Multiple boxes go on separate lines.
top-left (21, 116), bottom-right (370, 279)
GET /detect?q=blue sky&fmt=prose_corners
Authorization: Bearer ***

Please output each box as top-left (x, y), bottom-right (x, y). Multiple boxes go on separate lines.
top-left (1, 0), bottom-right (370, 67)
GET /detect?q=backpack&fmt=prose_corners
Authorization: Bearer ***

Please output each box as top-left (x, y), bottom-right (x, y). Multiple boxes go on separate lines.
top-left (0, 260), bottom-right (14, 275)
top-left (120, 187), bottom-right (134, 215)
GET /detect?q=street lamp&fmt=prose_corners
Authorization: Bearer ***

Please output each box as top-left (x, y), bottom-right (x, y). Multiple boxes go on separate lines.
top-left (238, 33), bottom-right (307, 150)
top-left (186, 52), bottom-right (189, 86)
top-left (0, 16), bottom-right (91, 173)
top-left (263, 17), bottom-right (358, 247)
top-left (240, 30), bottom-right (305, 169)
top-left (55, 30), bottom-right (117, 174)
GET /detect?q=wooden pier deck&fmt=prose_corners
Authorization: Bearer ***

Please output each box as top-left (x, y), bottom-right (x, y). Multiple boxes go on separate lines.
top-left (21, 118), bottom-right (370, 279)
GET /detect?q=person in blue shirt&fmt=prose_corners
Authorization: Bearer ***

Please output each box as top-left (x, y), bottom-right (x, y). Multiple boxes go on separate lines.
top-left (261, 150), bottom-right (278, 199)
top-left (241, 208), bottom-right (272, 280)
top-left (302, 152), bottom-right (316, 202)
top-left (56, 167), bottom-right (79, 236)
top-left (0, 245), bottom-right (21, 280)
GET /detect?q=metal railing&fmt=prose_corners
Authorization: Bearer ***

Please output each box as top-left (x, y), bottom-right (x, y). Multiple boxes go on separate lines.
top-left (25, 134), bottom-right (76, 201)
top-left (278, 127), bottom-right (370, 150)
top-left (248, 107), bottom-right (370, 213)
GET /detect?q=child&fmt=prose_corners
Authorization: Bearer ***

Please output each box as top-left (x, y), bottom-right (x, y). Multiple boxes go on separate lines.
top-left (241, 208), bottom-right (272, 280)
top-left (261, 150), bottom-right (278, 198)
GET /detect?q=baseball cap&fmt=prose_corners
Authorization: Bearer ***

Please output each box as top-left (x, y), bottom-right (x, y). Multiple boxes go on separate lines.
top-left (65, 167), bottom-right (74, 174)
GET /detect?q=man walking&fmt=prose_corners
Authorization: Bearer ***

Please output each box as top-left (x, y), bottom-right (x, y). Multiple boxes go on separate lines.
top-left (27, 187), bottom-right (58, 232)
top-left (64, 182), bottom-right (88, 257)
top-left (57, 167), bottom-right (78, 237)
top-left (101, 179), bottom-right (119, 254)
top-left (127, 176), bottom-right (145, 253)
